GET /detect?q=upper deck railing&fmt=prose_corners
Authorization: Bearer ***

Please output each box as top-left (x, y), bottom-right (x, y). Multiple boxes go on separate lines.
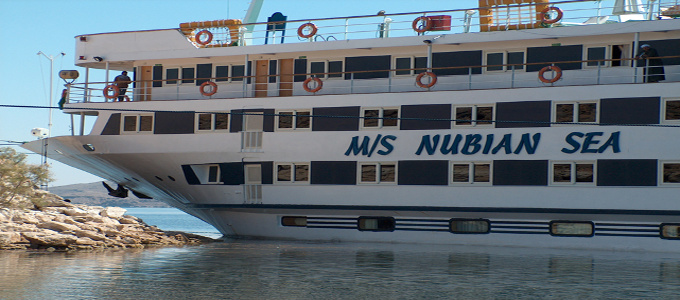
top-left (175, 0), bottom-right (679, 48)
top-left (64, 55), bottom-right (679, 105)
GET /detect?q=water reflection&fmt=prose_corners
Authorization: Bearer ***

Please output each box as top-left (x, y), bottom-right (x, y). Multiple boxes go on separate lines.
top-left (2, 241), bottom-right (680, 299)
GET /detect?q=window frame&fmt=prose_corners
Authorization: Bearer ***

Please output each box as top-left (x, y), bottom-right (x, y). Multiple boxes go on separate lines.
top-left (121, 113), bottom-right (154, 134)
top-left (308, 59), bottom-right (344, 79)
top-left (360, 107), bottom-right (400, 130)
top-left (549, 161), bottom-right (597, 186)
top-left (662, 98), bottom-right (680, 124)
top-left (483, 50), bottom-right (526, 73)
top-left (215, 64), bottom-right (247, 83)
top-left (392, 56), bottom-right (428, 76)
top-left (449, 161), bottom-right (493, 185)
top-left (165, 67), bottom-right (180, 85)
top-left (583, 45), bottom-right (610, 68)
top-left (275, 162), bottom-right (311, 184)
top-left (358, 162), bottom-right (398, 185)
top-left (552, 101), bottom-right (599, 125)
top-left (549, 220), bottom-right (595, 237)
top-left (275, 109), bottom-right (312, 131)
top-left (453, 104), bottom-right (495, 128)
top-left (195, 112), bottom-right (229, 133)
top-left (660, 161), bottom-right (680, 185)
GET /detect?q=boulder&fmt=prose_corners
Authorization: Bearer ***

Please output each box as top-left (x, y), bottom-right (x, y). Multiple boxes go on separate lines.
top-left (101, 207), bottom-right (127, 219)
top-left (37, 221), bottom-right (81, 233)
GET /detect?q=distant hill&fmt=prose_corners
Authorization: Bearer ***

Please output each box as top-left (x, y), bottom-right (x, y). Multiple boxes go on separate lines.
top-left (49, 182), bottom-right (170, 208)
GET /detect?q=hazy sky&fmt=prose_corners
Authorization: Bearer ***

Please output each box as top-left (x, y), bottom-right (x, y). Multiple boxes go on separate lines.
top-left (0, 0), bottom-right (608, 186)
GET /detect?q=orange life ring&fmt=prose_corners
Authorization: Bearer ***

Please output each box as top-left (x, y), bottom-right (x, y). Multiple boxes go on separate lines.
top-left (200, 81), bottom-right (218, 96)
top-left (302, 77), bottom-right (323, 93)
top-left (412, 16), bottom-right (432, 33)
top-left (540, 7), bottom-right (563, 24)
top-left (195, 30), bottom-right (213, 45)
top-left (103, 84), bottom-right (119, 99)
top-left (415, 71), bottom-right (437, 88)
top-left (297, 23), bottom-right (318, 38)
top-left (538, 66), bottom-right (562, 83)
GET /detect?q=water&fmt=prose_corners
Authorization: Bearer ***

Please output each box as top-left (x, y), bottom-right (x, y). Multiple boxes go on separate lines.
top-left (2, 209), bottom-right (680, 299)
top-left (122, 207), bottom-right (223, 239)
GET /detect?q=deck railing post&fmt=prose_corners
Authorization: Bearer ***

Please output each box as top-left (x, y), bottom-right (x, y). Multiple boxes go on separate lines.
top-left (597, 62), bottom-right (601, 85)
top-left (511, 65), bottom-right (515, 89)
top-left (350, 72), bottom-right (354, 94)
top-left (468, 67), bottom-right (472, 90)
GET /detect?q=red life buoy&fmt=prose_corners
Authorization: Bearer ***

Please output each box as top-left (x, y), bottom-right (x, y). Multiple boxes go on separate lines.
top-left (538, 66), bottom-right (562, 83)
top-left (540, 7), bottom-right (563, 24)
top-left (302, 77), bottom-right (323, 93)
top-left (415, 72), bottom-right (437, 88)
top-left (297, 23), bottom-right (318, 38)
top-left (200, 81), bottom-right (218, 96)
top-left (195, 30), bottom-right (213, 45)
top-left (412, 16), bottom-right (432, 33)
top-left (103, 84), bottom-right (119, 100)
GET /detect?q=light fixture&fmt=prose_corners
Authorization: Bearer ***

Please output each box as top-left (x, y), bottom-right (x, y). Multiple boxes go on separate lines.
top-left (93, 56), bottom-right (103, 62)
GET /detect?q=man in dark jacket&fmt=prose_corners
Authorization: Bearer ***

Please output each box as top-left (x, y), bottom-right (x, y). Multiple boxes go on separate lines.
top-left (636, 44), bottom-right (665, 83)
top-left (114, 71), bottom-right (132, 101)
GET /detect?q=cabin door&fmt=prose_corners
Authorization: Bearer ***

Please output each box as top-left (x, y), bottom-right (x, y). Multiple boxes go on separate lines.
top-left (279, 58), bottom-right (294, 97)
top-left (138, 66), bottom-right (153, 101)
top-left (244, 164), bottom-right (262, 204)
top-left (241, 112), bottom-right (263, 152)
top-left (254, 60), bottom-right (269, 97)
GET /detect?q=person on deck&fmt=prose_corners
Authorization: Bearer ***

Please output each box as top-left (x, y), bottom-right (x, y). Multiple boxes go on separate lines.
top-left (635, 44), bottom-right (665, 83)
top-left (114, 71), bottom-right (132, 101)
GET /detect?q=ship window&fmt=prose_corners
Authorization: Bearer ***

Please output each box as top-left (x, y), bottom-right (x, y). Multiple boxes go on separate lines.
top-left (277, 110), bottom-right (311, 131)
top-left (393, 56), bottom-right (427, 76)
top-left (215, 66), bottom-right (229, 82)
top-left (660, 224), bottom-right (680, 239)
top-left (359, 162), bottom-right (396, 184)
top-left (449, 219), bottom-right (490, 234)
top-left (196, 113), bottom-right (229, 132)
top-left (231, 65), bottom-right (245, 81)
top-left (181, 67), bottom-right (195, 84)
top-left (166, 68), bottom-right (179, 84)
top-left (309, 60), bottom-right (343, 79)
top-left (361, 107), bottom-right (399, 129)
top-left (550, 221), bottom-right (594, 237)
top-left (553, 101), bottom-right (598, 124)
top-left (454, 105), bottom-right (494, 127)
top-left (451, 162), bottom-right (492, 184)
top-left (276, 163), bottom-right (310, 183)
top-left (586, 46), bottom-right (607, 67)
top-left (663, 99), bottom-right (680, 122)
top-left (662, 163), bottom-right (680, 184)
top-left (281, 216), bottom-right (307, 227)
top-left (358, 217), bottom-right (395, 232)
top-left (122, 114), bottom-right (154, 134)
top-left (485, 51), bottom-right (524, 72)
top-left (190, 164), bottom-right (223, 184)
top-left (551, 162), bottom-right (595, 185)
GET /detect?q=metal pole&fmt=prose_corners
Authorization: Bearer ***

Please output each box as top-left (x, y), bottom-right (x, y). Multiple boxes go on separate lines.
top-left (633, 32), bottom-right (640, 83)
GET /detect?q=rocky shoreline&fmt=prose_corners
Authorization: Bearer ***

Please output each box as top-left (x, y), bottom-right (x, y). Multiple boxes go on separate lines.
top-left (0, 192), bottom-right (219, 251)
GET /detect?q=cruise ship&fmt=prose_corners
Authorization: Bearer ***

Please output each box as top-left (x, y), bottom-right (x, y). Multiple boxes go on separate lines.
top-left (23, 0), bottom-right (680, 251)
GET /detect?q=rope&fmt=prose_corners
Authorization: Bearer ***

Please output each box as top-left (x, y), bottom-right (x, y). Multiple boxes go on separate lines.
top-left (2, 103), bottom-right (680, 128)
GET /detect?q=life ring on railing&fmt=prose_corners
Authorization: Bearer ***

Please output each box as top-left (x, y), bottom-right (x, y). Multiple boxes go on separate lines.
top-left (415, 71), bottom-right (437, 88)
top-left (200, 81), bottom-right (218, 96)
top-left (540, 7), bottom-right (563, 24)
top-left (103, 84), bottom-right (119, 100)
top-left (195, 30), bottom-right (213, 46)
top-left (302, 77), bottom-right (323, 93)
top-left (538, 66), bottom-right (562, 83)
top-left (297, 23), bottom-right (318, 38)
top-left (412, 16), bottom-right (432, 33)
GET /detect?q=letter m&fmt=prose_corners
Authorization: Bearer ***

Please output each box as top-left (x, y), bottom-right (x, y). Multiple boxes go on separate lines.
top-left (345, 136), bottom-right (371, 156)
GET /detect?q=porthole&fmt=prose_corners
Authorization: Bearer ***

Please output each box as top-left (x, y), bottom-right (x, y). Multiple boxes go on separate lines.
top-left (549, 221), bottom-right (594, 237)
top-left (82, 144), bottom-right (95, 151)
top-left (449, 219), bottom-right (490, 234)
top-left (168, 176), bottom-right (176, 181)
top-left (660, 224), bottom-right (680, 239)
top-left (281, 216), bottom-right (308, 227)
top-left (155, 176), bottom-right (163, 181)
top-left (358, 217), bottom-right (395, 232)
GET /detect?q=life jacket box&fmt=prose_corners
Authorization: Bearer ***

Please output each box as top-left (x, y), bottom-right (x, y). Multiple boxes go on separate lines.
top-left (428, 15), bottom-right (451, 31)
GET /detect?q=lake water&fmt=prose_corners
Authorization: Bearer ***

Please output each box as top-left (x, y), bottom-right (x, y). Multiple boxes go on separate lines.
top-left (3, 208), bottom-right (680, 299)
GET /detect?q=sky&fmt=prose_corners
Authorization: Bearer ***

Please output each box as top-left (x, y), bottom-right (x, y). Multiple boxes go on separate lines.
top-left (0, 0), bottom-right (608, 187)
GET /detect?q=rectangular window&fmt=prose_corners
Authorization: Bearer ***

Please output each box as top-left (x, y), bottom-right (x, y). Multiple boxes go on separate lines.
top-left (281, 216), bottom-right (308, 227)
top-left (215, 66), bottom-right (229, 82)
top-left (361, 107), bottom-right (399, 129)
top-left (393, 56), bottom-right (427, 76)
top-left (454, 105), bottom-right (493, 127)
top-left (359, 162), bottom-right (396, 184)
top-left (550, 221), bottom-right (594, 237)
top-left (586, 46), bottom-right (607, 67)
top-left (276, 163), bottom-right (310, 183)
top-left (358, 217), bottom-right (395, 232)
top-left (196, 113), bottom-right (229, 132)
top-left (276, 110), bottom-right (311, 130)
top-left (485, 51), bottom-right (524, 72)
top-left (166, 68), bottom-right (179, 84)
top-left (309, 60), bottom-right (343, 79)
top-left (122, 114), bottom-right (154, 134)
top-left (554, 102), bottom-right (598, 124)
top-left (450, 219), bottom-right (490, 234)
top-left (662, 163), bottom-right (680, 184)
top-left (451, 162), bottom-right (491, 184)
top-left (181, 67), bottom-right (195, 84)
top-left (661, 224), bottom-right (680, 239)
top-left (231, 65), bottom-right (245, 81)
top-left (663, 99), bottom-right (680, 122)
top-left (551, 162), bottom-right (595, 185)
